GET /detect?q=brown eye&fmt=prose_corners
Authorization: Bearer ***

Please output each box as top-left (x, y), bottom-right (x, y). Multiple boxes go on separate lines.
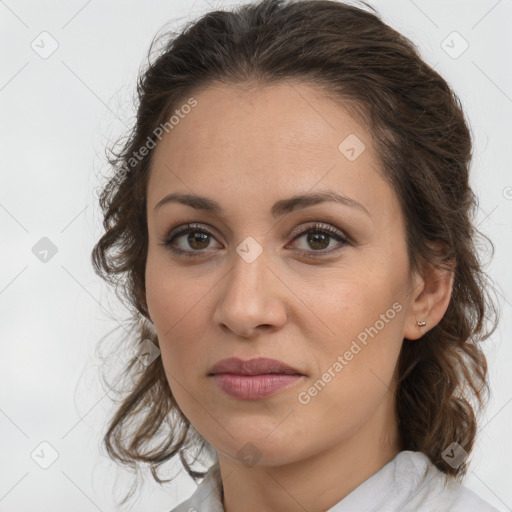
top-left (162, 224), bottom-right (222, 257)
top-left (289, 223), bottom-right (349, 255)
top-left (160, 222), bottom-right (349, 258)
top-left (186, 231), bottom-right (211, 250)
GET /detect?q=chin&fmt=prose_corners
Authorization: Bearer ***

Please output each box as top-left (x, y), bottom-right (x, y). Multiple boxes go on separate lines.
top-left (213, 433), bottom-right (310, 469)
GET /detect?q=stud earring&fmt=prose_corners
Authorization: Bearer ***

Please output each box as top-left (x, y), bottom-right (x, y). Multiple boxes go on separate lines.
top-left (417, 320), bottom-right (426, 327)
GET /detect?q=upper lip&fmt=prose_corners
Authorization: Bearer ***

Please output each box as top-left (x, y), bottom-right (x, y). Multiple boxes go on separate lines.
top-left (209, 357), bottom-right (303, 376)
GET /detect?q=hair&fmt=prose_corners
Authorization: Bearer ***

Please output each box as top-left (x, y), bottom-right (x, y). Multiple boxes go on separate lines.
top-left (91, 0), bottom-right (499, 505)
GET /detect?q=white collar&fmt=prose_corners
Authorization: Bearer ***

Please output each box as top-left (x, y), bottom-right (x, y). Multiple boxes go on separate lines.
top-left (170, 450), bottom-right (499, 512)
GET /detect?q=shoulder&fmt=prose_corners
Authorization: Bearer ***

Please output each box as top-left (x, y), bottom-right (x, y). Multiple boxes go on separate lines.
top-left (425, 477), bottom-right (502, 512)
top-left (441, 483), bottom-right (502, 512)
top-left (397, 452), bottom-right (501, 512)
top-left (168, 462), bottom-right (223, 512)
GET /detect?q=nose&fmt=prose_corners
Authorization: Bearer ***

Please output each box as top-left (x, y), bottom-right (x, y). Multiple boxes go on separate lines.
top-left (212, 243), bottom-right (288, 339)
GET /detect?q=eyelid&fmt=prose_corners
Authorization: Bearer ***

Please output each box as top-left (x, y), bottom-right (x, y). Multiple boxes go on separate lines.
top-left (161, 221), bottom-right (351, 257)
top-left (291, 222), bottom-right (349, 242)
top-left (163, 222), bottom-right (348, 244)
top-left (165, 222), bottom-right (221, 242)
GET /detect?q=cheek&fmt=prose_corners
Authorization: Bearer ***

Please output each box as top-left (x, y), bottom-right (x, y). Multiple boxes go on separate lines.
top-left (146, 254), bottom-right (202, 335)
top-left (297, 294), bottom-right (404, 444)
top-left (313, 263), bottom-right (407, 390)
top-left (145, 261), bottom-right (214, 382)
top-left (145, 245), bottom-right (224, 320)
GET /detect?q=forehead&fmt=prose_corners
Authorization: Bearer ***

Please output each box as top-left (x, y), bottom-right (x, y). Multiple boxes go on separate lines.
top-left (147, 81), bottom-right (398, 224)
top-left (154, 81), bottom-right (371, 163)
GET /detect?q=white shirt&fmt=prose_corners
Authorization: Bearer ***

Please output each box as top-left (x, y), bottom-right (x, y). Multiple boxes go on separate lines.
top-left (169, 450), bottom-right (501, 511)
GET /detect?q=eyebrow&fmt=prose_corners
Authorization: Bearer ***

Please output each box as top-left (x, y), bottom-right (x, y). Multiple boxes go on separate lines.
top-left (154, 190), bottom-right (370, 218)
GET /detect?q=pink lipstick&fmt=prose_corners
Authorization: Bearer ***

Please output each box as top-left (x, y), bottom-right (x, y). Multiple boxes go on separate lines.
top-left (208, 357), bottom-right (304, 400)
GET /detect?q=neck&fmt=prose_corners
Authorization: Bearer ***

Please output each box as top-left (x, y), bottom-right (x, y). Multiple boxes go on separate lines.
top-left (217, 396), bottom-right (401, 512)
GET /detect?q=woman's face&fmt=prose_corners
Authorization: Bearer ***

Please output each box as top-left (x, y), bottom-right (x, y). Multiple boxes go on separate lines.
top-left (145, 82), bottom-right (421, 466)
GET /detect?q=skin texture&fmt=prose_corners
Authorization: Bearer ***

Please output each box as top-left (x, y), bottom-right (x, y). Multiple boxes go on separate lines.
top-left (145, 82), bottom-right (454, 512)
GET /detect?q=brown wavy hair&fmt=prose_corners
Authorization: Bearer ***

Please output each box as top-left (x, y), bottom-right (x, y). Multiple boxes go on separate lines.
top-left (91, 0), bottom-right (499, 504)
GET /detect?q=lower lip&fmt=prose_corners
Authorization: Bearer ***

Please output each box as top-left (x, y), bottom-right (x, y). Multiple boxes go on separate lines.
top-left (211, 373), bottom-right (303, 400)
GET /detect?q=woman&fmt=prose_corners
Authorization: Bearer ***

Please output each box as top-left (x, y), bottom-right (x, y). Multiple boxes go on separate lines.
top-left (91, 0), bottom-right (501, 510)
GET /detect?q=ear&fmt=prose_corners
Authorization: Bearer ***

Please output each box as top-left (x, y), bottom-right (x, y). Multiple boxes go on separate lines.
top-left (403, 255), bottom-right (455, 341)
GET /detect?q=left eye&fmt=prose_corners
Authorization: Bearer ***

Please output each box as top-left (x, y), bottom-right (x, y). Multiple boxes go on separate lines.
top-left (161, 223), bottom-right (349, 257)
top-left (289, 225), bottom-right (348, 253)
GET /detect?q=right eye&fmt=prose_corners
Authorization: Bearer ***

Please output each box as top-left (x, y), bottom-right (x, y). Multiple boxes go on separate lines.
top-left (160, 223), bottom-right (223, 257)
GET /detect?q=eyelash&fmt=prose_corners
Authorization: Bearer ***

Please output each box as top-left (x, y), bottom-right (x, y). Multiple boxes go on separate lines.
top-left (159, 222), bottom-right (350, 258)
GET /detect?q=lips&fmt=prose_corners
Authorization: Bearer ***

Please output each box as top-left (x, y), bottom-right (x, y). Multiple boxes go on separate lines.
top-left (208, 357), bottom-right (304, 400)
top-left (208, 357), bottom-right (303, 376)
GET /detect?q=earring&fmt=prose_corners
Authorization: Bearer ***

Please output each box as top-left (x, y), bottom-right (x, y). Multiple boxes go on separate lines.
top-left (417, 320), bottom-right (426, 327)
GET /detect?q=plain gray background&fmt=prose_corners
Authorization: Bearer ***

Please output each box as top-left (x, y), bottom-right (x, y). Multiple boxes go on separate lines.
top-left (1, 0), bottom-right (511, 510)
